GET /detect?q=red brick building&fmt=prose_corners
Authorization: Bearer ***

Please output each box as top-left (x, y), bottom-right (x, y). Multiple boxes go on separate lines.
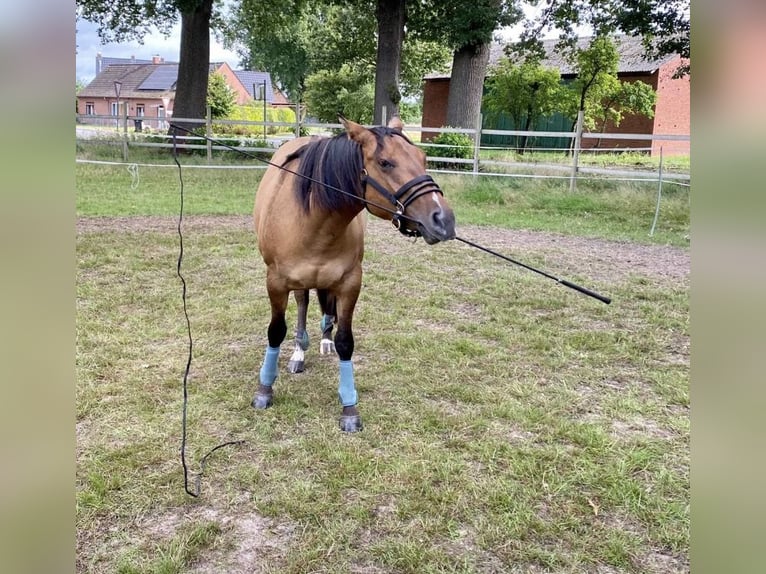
top-left (76, 55), bottom-right (289, 129)
top-left (422, 36), bottom-right (690, 156)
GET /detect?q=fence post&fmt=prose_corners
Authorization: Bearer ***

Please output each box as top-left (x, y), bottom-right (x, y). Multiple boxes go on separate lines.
top-left (122, 103), bottom-right (129, 162)
top-left (206, 105), bottom-right (212, 163)
top-left (569, 109), bottom-right (584, 192)
top-left (381, 105), bottom-right (387, 126)
top-left (649, 146), bottom-right (664, 236)
top-left (295, 102), bottom-right (301, 138)
top-left (473, 113), bottom-right (483, 176)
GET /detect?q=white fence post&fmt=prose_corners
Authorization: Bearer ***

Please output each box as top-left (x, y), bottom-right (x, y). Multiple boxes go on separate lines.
top-left (569, 109), bottom-right (584, 192)
top-left (473, 113), bottom-right (483, 176)
top-left (122, 104), bottom-right (129, 162)
top-left (295, 102), bottom-right (301, 138)
top-left (650, 146), bottom-right (664, 236)
top-left (206, 105), bottom-right (212, 163)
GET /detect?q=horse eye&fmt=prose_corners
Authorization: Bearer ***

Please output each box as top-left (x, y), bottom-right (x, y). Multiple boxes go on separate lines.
top-left (379, 159), bottom-right (394, 169)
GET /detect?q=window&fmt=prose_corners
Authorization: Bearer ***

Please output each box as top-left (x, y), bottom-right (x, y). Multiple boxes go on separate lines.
top-left (85, 103), bottom-right (95, 115)
top-left (111, 102), bottom-right (119, 116)
top-left (136, 104), bottom-right (145, 117)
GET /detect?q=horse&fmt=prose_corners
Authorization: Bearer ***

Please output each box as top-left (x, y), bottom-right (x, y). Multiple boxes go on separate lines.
top-left (252, 116), bottom-right (456, 432)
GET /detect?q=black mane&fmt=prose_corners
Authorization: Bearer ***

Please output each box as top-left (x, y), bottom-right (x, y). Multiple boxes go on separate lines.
top-left (282, 127), bottom-right (411, 213)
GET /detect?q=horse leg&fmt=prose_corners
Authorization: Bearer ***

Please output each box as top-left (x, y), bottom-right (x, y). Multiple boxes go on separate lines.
top-left (317, 289), bottom-right (336, 355)
top-left (252, 285), bottom-right (288, 410)
top-left (334, 288), bottom-right (363, 432)
top-left (287, 289), bottom-right (310, 373)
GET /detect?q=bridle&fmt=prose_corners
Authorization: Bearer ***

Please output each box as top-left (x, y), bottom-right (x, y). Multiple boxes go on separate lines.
top-left (361, 171), bottom-right (444, 237)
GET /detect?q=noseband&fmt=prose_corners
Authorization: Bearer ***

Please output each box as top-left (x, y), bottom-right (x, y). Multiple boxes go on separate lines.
top-left (361, 171), bottom-right (444, 237)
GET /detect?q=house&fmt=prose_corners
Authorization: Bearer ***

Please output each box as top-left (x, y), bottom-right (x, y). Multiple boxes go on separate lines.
top-left (76, 54), bottom-right (289, 129)
top-left (421, 35), bottom-right (690, 155)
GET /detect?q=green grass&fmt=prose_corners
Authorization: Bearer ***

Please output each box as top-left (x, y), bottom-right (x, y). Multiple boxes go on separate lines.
top-left (76, 159), bottom-right (689, 572)
top-left (75, 162), bottom-right (689, 247)
top-left (480, 148), bottom-right (690, 173)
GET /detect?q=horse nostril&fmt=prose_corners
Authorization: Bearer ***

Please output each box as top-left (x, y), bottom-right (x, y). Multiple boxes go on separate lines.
top-left (431, 208), bottom-right (456, 238)
top-left (432, 209), bottom-right (445, 229)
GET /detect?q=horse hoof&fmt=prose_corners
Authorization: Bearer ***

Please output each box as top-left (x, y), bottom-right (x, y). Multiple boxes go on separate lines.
top-left (339, 415), bottom-right (363, 432)
top-left (287, 360), bottom-right (305, 373)
top-left (251, 393), bottom-right (273, 409)
top-left (320, 339), bottom-right (335, 355)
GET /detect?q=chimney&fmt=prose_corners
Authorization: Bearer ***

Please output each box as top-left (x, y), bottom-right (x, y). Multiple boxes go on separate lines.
top-left (96, 52), bottom-right (102, 74)
top-left (152, 55), bottom-right (164, 64)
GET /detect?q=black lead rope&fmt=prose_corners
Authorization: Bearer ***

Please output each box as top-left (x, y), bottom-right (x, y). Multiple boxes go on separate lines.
top-left (455, 236), bottom-right (611, 304)
top-left (172, 134), bottom-right (245, 497)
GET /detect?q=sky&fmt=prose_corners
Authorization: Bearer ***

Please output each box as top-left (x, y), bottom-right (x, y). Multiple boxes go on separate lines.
top-left (76, 18), bottom-right (241, 83)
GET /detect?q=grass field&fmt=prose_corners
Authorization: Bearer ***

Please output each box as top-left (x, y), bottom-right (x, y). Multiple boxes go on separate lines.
top-left (76, 158), bottom-right (689, 573)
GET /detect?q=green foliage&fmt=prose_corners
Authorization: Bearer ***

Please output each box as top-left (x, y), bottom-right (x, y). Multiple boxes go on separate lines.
top-left (230, 0), bottom-right (452, 106)
top-left (304, 65), bottom-right (374, 124)
top-left (206, 71), bottom-right (235, 119)
top-left (590, 79), bottom-right (657, 132)
top-left (214, 103), bottom-right (296, 136)
top-left (227, 0), bottom-right (310, 99)
top-left (483, 59), bottom-right (565, 130)
top-left (411, 0), bottom-right (521, 50)
top-left (426, 131), bottom-right (474, 170)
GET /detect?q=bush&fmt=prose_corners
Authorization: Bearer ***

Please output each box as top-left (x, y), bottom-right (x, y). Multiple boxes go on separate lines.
top-left (426, 130), bottom-right (474, 171)
top-left (213, 104), bottom-right (297, 137)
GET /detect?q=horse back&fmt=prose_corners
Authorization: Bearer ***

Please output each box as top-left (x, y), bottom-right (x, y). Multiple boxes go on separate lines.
top-left (253, 137), bottom-right (366, 291)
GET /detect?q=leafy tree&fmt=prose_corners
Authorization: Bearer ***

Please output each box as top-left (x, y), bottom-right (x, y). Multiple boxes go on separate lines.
top-left (519, 0), bottom-right (690, 77)
top-left (229, 0), bottom-right (450, 122)
top-left (567, 36), bottom-right (620, 118)
top-left (589, 80), bottom-right (656, 146)
top-left (206, 71), bottom-right (235, 118)
top-left (482, 58), bottom-right (564, 152)
top-left (226, 0), bottom-right (310, 100)
top-left (303, 65), bottom-right (374, 124)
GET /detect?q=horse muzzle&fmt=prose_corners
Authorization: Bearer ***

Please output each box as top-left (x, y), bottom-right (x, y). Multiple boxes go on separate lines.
top-left (416, 205), bottom-right (456, 244)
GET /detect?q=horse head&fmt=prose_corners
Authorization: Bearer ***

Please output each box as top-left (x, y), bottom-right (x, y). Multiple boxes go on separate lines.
top-left (341, 116), bottom-right (456, 245)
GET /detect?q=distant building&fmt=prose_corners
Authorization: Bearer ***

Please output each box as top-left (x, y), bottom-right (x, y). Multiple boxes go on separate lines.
top-left (421, 36), bottom-right (690, 155)
top-left (77, 54), bottom-right (289, 129)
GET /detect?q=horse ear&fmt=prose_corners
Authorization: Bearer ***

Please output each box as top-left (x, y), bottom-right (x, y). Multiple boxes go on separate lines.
top-left (340, 115), bottom-right (375, 147)
top-left (388, 116), bottom-right (404, 131)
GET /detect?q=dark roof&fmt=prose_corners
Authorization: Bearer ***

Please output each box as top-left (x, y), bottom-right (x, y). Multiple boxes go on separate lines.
top-left (79, 60), bottom-right (276, 102)
top-left (528, 35), bottom-right (676, 75)
top-left (233, 71), bottom-right (274, 102)
top-left (78, 64), bottom-right (173, 98)
top-left (96, 55), bottom-right (157, 75)
top-left (426, 35), bottom-right (678, 80)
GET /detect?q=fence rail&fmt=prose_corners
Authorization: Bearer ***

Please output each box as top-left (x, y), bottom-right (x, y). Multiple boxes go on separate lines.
top-left (76, 110), bottom-right (690, 186)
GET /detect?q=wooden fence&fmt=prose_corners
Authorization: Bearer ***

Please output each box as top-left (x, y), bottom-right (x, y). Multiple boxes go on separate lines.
top-left (75, 107), bottom-right (690, 187)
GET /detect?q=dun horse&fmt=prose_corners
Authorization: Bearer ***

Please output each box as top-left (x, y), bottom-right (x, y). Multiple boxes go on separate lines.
top-left (252, 116), bottom-right (456, 431)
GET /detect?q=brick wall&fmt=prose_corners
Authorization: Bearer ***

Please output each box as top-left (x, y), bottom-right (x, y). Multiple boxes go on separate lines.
top-left (421, 78), bottom-right (450, 141)
top-left (651, 57), bottom-right (690, 156)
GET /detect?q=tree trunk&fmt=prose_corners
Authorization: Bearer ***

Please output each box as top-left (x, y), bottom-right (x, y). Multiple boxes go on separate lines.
top-left (445, 42), bottom-right (490, 129)
top-left (170, 0), bottom-right (213, 136)
top-left (373, 0), bottom-right (406, 125)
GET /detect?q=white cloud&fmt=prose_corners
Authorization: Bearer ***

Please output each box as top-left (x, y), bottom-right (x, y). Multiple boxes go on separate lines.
top-left (76, 19), bottom-right (240, 83)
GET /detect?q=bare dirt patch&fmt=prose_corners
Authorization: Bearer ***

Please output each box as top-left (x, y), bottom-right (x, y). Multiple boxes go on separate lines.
top-left (77, 215), bottom-right (689, 286)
